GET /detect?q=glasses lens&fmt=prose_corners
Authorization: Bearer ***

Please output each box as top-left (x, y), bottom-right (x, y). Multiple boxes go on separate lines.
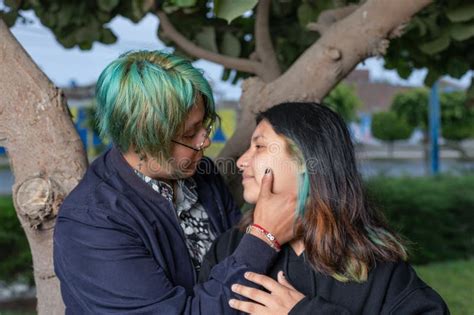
top-left (196, 124), bottom-right (213, 150)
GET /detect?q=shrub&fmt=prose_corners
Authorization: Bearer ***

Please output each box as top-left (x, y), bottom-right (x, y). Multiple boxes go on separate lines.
top-left (0, 196), bottom-right (33, 284)
top-left (366, 175), bottom-right (474, 264)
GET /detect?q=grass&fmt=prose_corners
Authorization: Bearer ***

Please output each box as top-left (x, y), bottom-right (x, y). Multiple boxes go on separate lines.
top-left (415, 259), bottom-right (474, 315)
top-left (0, 195), bottom-right (13, 208)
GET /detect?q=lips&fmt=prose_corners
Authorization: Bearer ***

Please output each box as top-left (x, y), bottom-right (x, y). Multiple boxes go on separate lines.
top-left (242, 174), bottom-right (254, 181)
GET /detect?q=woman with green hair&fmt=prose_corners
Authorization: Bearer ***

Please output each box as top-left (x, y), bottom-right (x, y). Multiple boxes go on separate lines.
top-left (53, 50), bottom-right (297, 314)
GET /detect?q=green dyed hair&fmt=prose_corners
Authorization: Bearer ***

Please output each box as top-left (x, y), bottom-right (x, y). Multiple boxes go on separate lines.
top-left (286, 140), bottom-right (310, 217)
top-left (95, 50), bottom-right (217, 160)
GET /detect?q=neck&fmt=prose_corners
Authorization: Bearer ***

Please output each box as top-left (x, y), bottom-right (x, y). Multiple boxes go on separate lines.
top-left (122, 148), bottom-right (174, 185)
top-left (290, 239), bottom-right (305, 256)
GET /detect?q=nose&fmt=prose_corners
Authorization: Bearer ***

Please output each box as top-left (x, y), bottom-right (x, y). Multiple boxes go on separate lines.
top-left (237, 150), bottom-right (250, 171)
top-left (201, 135), bottom-right (211, 150)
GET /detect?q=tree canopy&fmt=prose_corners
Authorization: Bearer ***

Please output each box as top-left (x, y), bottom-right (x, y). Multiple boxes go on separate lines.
top-left (391, 88), bottom-right (474, 141)
top-left (2, 0), bottom-right (472, 94)
top-left (371, 111), bottom-right (413, 143)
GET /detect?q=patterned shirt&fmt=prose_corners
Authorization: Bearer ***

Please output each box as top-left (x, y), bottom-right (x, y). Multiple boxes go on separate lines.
top-left (133, 169), bottom-right (215, 272)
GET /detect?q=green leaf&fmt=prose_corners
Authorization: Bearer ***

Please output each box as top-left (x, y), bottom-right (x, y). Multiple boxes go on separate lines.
top-left (79, 41), bottom-right (93, 50)
top-left (75, 23), bottom-right (100, 43)
top-left (419, 29), bottom-right (450, 55)
top-left (58, 34), bottom-right (76, 49)
top-left (0, 10), bottom-right (18, 27)
top-left (57, 4), bottom-right (76, 28)
top-left (163, 5), bottom-right (180, 14)
top-left (411, 16), bottom-right (428, 37)
top-left (195, 26), bottom-right (218, 53)
top-left (450, 22), bottom-right (474, 41)
top-left (424, 69), bottom-right (440, 87)
top-left (397, 63), bottom-right (412, 79)
top-left (214, 0), bottom-right (258, 24)
top-left (297, 3), bottom-right (318, 28)
top-left (100, 28), bottom-right (118, 44)
top-left (4, 0), bottom-right (21, 10)
top-left (220, 32), bottom-right (241, 57)
top-left (446, 59), bottom-right (470, 78)
top-left (96, 10), bottom-right (112, 23)
top-left (98, 0), bottom-right (120, 12)
top-left (174, 0), bottom-right (197, 8)
top-left (446, 3), bottom-right (474, 23)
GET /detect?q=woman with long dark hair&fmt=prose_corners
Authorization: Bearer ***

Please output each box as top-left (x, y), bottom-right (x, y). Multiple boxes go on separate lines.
top-left (199, 102), bottom-right (448, 314)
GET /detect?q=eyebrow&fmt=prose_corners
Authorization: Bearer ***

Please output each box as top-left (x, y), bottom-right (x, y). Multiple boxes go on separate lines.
top-left (184, 120), bottom-right (203, 133)
top-left (251, 135), bottom-right (266, 142)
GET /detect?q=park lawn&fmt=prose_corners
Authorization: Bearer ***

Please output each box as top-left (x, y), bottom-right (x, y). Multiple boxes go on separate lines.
top-left (415, 259), bottom-right (474, 315)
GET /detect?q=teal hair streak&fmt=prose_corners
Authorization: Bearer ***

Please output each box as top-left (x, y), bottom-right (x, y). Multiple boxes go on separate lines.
top-left (296, 171), bottom-right (310, 217)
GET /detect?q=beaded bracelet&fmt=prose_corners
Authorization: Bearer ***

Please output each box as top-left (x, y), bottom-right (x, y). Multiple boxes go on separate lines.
top-left (246, 224), bottom-right (281, 252)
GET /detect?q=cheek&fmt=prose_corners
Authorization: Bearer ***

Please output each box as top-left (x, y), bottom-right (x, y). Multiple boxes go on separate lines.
top-left (251, 155), bottom-right (270, 186)
top-left (172, 147), bottom-right (198, 165)
top-left (273, 168), bottom-right (299, 195)
top-left (253, 154), bottom-right (299, 195)
top-left (168, 148), bottom-right (202, 178)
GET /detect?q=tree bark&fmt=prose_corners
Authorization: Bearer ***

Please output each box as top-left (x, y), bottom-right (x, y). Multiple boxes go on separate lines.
top-left (0, 20), bottom-right (88, 314)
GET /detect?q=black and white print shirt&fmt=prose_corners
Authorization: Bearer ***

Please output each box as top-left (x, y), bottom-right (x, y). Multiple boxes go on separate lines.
top-left (133, 169), bottom-right (216, 272)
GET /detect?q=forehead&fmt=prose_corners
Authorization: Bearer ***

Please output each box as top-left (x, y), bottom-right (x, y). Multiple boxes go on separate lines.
top-left (184, 95), bottom-right (205, 126)
top-left (252, 120), bottom-right (282, 142)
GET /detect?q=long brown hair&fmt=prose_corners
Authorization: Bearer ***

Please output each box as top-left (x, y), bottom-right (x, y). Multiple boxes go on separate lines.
top-left (240, 102), bottom-right (407, 282)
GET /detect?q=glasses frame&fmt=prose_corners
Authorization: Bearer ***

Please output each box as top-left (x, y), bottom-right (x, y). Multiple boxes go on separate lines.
top-left (171, 124), bottom-right (214, 152)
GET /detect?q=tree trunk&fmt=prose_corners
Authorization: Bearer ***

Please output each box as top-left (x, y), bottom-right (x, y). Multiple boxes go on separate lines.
top-left (0, 20), bottom-right (88, 314)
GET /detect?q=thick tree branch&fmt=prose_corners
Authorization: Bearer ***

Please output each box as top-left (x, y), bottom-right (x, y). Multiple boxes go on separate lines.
top-left (156, 11), bottom-right (261, 75)
top-left (255, 0), bottom-right (281, 82)
top-left (218, 0), bottom-right (433, 164)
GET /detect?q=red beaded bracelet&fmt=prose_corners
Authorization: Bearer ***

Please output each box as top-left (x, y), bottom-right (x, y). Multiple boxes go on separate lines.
top-left (246, 223), bottom-right (281, 251)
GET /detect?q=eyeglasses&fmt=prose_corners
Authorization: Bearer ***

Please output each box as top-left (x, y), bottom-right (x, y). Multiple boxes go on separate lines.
top-left (171, 124), bottom-right (213, 152)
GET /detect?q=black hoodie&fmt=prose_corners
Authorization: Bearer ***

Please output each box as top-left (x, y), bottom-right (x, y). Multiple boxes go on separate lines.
top-left (199, 228), bottom-right (449, 315)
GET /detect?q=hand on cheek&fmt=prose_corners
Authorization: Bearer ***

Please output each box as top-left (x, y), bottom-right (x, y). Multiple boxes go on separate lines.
top-left (252, 168), bottom-right (297, 245)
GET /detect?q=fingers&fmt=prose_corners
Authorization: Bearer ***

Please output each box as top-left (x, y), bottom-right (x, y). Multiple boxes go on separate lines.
top-left (258, 168), bottom-right (273, 198)
top-left (231, 283), bottom-right (272, 305)
top-left (277, 271), bottom-right (296, 290)
top-left (229, 298), bottom-right (264, 314)
top-left (244, 272), bottom-right (281, 292)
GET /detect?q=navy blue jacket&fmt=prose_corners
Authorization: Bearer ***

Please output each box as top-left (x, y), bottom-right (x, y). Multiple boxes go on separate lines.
top-left (54, 146), bottom-right (278, 314)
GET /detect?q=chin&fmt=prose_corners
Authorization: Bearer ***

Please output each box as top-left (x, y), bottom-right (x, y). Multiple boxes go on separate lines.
top-left (178, 167), bottom-right (197, 178)
top-left (243, 190), bottom-right (259, 205)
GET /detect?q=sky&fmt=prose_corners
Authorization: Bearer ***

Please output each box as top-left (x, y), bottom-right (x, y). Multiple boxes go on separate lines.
top-left (7, 10), bottom-right (473, 101)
